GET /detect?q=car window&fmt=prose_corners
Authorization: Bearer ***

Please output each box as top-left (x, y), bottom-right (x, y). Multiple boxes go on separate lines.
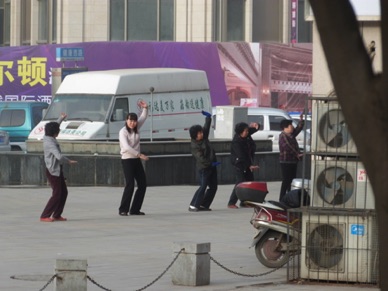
top-left (269, 115), bottom-right (287, 131)
top-left (32, 107), bottom-right (44, 127)
top-left (111, 98), bottom-right (129, 121)
top-left (248, 115), bottom-right (264, 131)
top-left (0, 109), bottom-right (26, 127)
top-left (292, 118), bottom-right (311, 131)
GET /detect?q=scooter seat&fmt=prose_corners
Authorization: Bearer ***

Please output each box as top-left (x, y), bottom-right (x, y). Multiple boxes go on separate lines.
top-left (245, 200), bottom-right (286, 211)
top-left (267, 200), bottom-right (289, 210)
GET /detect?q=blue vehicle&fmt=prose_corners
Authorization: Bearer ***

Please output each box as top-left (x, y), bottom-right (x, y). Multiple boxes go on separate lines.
top-left (0, 130), bottom-right (11, 152)
top-left (0, 101), bottom-right (49, 151)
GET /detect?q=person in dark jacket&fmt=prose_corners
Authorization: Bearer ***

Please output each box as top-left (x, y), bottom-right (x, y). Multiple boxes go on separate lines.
top-left (227, 122), bottom-right (260, 208)
top-left (278, 114), bottom-right (304, 201)
top-left (188, 111), bottom-right (219, 212)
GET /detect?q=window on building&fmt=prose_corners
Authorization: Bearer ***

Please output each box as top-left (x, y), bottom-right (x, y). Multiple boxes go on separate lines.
top-left (227, 0), bottom-right (244, 41)
top-left (213, 0), bottom-right (224, 41)
top-left (37, 0), bottom-right (57, 44)
top-left (297, 0), bottom-right (312, 42)
top-left (51, 0), bottom-right (57, 43)
top-left (213, 0), bottom-right (245, 42)
top-left (110, 0), bottom-right (174, 41)
top-left (110, 0), bottom-right (125, 40)
top-left (0, 0), bottom-right (11, 46)
top-left (127, 0), bottom-right (157, 40)
top-left (38, 0), bottom-right (48, 43)
top-left (159, 0), bottom-right (173, 40)
top-left (252, 0), bottom-right (283, 42)
top-left (21, 0), bottom-right (31, 45)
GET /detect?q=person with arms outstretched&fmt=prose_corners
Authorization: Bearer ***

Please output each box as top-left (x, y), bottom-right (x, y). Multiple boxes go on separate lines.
top-left (118, 100), bottom-right (149, 216)
top-left (188, 110), bottom-right (219, 212)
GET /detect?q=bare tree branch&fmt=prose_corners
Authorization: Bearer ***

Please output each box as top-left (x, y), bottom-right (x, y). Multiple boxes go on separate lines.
top-left (309, 0), bottom-right (384, 167)
top-left (309, 1), bottom-right (388, 289)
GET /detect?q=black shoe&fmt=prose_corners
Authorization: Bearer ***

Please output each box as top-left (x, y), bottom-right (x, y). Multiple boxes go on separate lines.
top-left (119, 212), bottom-right (128, 216)
top-left (188, 206), bottom-right (199, 212)
top-left (130, 211), bottom-right (145, 215)
top-left (200, 206), bottom-right (212, 211)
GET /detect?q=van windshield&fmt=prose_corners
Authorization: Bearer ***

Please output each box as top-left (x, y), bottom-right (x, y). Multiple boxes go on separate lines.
top-left (44, 94), bottom-right (112, 122)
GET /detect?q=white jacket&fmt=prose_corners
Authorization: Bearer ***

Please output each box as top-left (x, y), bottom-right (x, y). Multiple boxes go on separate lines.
top-left (119, 108), bottom-right (148, 159)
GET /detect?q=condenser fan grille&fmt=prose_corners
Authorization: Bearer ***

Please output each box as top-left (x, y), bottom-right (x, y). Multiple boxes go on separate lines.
top-left (307, 224), bottom-right (344, 269)
top-left (316, 166), bottom-right (354, 205)
top-left (319, 109), bottom-right (352, 148)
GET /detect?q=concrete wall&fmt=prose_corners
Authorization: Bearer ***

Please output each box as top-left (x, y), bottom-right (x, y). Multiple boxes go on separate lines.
top-left (0, 140), bottom-right (310, 186)
top-left (312, 21), bottom-right (382, 97)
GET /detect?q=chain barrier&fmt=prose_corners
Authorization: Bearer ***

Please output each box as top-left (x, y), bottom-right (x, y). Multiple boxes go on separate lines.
top-left (133, 248), bottom-right (184, 291)
top-left (38, 274), bottom-right (57, 291)
top-left (16, 247), bottom-right (289, 291)
top-left (87, 275), bottom-right (112, 291)
top-left (86, 248), bottom-right (185, 291)
top-left (210, 255), bottom-right (290, 278)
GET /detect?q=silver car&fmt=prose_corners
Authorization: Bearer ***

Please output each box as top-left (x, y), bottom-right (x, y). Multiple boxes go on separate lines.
top-left (247, 108), bottom-right (310, 152)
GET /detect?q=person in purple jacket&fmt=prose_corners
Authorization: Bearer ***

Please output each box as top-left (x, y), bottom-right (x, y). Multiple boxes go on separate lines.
top-left (278, 114), bottom-right (304, 201)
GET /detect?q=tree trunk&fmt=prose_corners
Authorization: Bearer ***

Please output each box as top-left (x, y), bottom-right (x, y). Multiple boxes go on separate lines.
top-left (309, 1), bottom-right (388, 289)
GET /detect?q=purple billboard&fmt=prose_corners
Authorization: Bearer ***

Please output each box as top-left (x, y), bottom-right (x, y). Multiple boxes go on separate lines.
top-left (0, 41), bottom-right (312, 111)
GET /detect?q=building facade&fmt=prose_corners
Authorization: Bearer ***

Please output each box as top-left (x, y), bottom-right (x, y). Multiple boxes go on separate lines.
top-left (0, 0), bottom-right (312, 47)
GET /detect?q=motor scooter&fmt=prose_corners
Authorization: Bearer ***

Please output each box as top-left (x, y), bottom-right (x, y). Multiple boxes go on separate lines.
top-left (236, 180), bottom-right (310, 268)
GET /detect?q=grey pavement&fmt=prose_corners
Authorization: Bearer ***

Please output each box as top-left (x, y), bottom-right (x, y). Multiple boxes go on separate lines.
top-left (0, 182), bottom-right (378, 291)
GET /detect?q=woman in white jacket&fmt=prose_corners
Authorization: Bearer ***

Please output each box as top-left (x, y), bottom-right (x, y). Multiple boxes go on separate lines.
top-left (118, 101), bottom-right (149, 216)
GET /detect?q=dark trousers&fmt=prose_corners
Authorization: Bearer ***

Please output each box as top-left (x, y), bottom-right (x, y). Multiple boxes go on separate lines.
top-left (41, 168), bottom-right (68, 219)
top-left (119, 158), bottom-right (147, 214)
top-left (190, 166), bottom-right (218, 209)
top-left (279, 162), bottom-right (298, 201)
top-left (228, 167), bottom-right (254, 206)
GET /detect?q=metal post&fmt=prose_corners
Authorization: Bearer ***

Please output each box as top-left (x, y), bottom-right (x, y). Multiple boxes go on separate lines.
top-left (55, 258), bottom-right (87, 291)
top-left (149, 87), bottom-right (154, 142)
top-left (171, 242), bottom-right (210, 286)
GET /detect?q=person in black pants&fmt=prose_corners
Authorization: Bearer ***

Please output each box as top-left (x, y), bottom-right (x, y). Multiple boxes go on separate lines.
top-left (227, 122), bottom-right (259, 209)
top-left (118, 101), bottom-right (149, 216)
top-left (278, 115), bottom-right (304, 201)
top-left (188, 110), bottom-right (219, 212)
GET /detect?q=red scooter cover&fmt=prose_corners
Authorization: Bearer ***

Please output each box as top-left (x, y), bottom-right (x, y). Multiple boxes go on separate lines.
top-left (235, 181), bottom-right (268, 203)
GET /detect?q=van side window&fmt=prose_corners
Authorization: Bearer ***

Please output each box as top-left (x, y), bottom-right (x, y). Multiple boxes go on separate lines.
top-left (0, 110), bottom-right (26, 127)
top-left (111, 98), bottom-right (128, 121)
top-left (248, 115), bottom-right (264, 131)
top-left (32, 107), bottom-right (44, 127)
top-left (269, 115), bottom-right (286, 131)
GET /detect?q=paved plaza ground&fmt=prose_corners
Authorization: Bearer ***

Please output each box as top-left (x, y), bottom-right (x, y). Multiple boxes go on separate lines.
top-left (0, 182), bottom-right (378, 291)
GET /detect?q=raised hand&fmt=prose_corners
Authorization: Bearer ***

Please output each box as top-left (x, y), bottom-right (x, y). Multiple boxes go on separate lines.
top-left (201, 110), bottom-right (212, 118)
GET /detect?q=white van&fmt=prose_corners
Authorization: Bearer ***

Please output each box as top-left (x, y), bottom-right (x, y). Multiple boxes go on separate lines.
top-left (28, 68), bottom-right (212, 141)
top-left (247, 107), bottom-right (310, 152)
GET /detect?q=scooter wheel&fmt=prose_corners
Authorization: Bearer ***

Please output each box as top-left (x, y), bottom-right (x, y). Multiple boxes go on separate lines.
top-left (255, 230), bottom-right (290, 268)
